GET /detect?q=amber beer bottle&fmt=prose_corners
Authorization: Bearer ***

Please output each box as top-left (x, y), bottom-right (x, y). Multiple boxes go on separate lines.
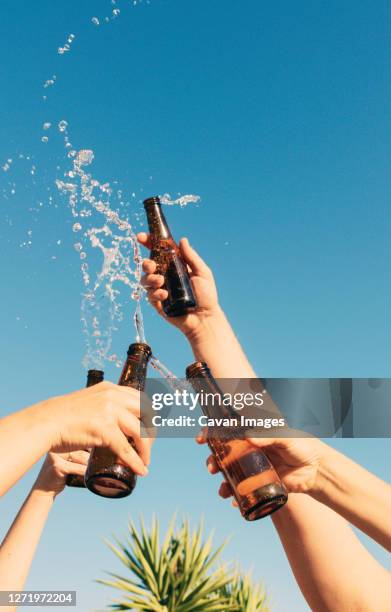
top-left (85, 343), bottom-right (152, 498)
top-left (186, 362), bottom-right (288, 520)
top-left (143, 196), bottom-right (197, 317)
top-left (66, 369), bottom-right (104, 488)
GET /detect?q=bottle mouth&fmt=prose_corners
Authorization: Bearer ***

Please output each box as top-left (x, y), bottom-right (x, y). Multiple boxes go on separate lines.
top-left (88, 369), bottom-right (104, 377)
top-left (186, 361), bottom-right (210, 379)
top-left (143, 196), bottom-right (161, 208)
top-left (87, 369), bottom-right (104, 384)
top-left (127, 342), bottom-right (152, 358)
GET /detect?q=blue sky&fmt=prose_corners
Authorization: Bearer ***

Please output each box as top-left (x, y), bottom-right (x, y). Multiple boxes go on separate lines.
top-left (1, 1), bottom-right (391, 610)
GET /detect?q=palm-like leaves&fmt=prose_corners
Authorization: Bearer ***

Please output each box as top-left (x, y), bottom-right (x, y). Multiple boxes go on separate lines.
top-left (98, 515), bottom-right (269, 611)
top-left (220, 570), bottom-right (270, 612)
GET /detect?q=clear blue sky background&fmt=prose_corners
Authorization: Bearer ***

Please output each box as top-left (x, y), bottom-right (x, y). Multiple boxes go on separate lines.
top-left (1, 1), bottom-right (390, 610)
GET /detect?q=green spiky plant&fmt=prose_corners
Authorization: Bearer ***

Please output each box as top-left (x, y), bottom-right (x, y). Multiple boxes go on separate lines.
top-left (220, 570), bottom-right (269, 612)
top-left (98, 515), bottom-right (269, 611)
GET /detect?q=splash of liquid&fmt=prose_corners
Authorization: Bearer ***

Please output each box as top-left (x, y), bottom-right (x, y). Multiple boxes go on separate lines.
top-left (150, 356), bottom-right (188, 392)
top-left (56, 126), bottom-right (146, 369)
top-left (58, 33), bottom-right (76, 55)
top-left (91, 0), bottom-right (148, 27)
top-left (2, 0), bottom-right (196, 389)
top-left (160, 193), bottom-right (200, 207)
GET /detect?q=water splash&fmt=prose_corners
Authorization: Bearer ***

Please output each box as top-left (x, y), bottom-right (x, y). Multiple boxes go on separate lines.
top-left (58, 33), bottom-right (76, 55)
top-left (160, 193), bottom-right (201, 207)
top-left (150, 356), bottom-right (188, 392)
top-left (56, 129), bottom-right (146, 369)
top-left (1, 0), bottom-right (192, 389)
top-left (91, 0), bottom-right (147, 27)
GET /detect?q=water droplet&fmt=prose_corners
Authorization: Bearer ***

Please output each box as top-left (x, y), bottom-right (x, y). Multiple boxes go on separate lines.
top-left (92, 16), bottom-right (100, 25)
top-left (75, 149), bottom-right (94, 166)
top-left (43, 122), bottom-right (51, 130)
top-left (43, 75), bottom-right (56, 88)
top-left (2, 159), bottom-right (12, 172)
top-left (41, 136), bottom-right (49, 143)
top-left (58, 120), bottom-right (68, 132)
top-left (73, 223), bottom-right (82, 232)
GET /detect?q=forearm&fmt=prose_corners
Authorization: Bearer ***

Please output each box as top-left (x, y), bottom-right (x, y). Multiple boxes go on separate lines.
top-left (311, 444), bottom-right (391, 551)
top-left (187, 308), bottom-right (256, 378)
top-left (0, 488), bottom-right (54, 598)
top-left (0, 402), bottom-right (55, 496)
top-left (272, 494), bottom-right (391, 612)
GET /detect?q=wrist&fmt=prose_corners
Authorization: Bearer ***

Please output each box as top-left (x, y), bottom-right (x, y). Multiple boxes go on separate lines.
top-left (311, 442), bottom-right (340, 501)
top-left (29, 486), bottom-right (57, 503)
top-left (184, 306), bottom-right (226, 347)
top-left (21, 399), bottom-right (60, 454)
top-left (26, 397), bottom-right (63, 452)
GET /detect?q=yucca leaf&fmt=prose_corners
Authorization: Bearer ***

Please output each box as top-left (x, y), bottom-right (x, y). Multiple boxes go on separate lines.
top-left (99, 514), bottom-right (270, 611)
top-left (98, 576), bottom-right (148, 597)
top-left (139, 515), bottom-right (158, 572)
top-left (103, 540), bottom-right (132, 569)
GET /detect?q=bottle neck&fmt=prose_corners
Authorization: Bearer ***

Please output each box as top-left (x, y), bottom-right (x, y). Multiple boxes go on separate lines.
top-left (86, 369), bottom-right (104, 387)
top-left (186, 363), bottom-right (234, 419)
top-left (145, 202), bottom-right (172, 241)
top-left (119, 346), bottom-right (152, 391)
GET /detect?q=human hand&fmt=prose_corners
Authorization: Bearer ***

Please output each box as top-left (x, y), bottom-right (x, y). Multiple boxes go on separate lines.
top-left (41, 381), bottom-right (152, 477)
top-left (33, 451), bottom-right (89, 497)
top-left (197, 433), bottom-right (327, 504)
top-left (137, 233), bottom-right (220, 338)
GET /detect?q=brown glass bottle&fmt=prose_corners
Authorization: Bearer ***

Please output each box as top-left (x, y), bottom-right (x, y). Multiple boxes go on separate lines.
top-left (186, 362), bottom-right (288, 520)
top-left (84, 343), bottom-right (152, 499)
top-left (66, 369), bottom-right (104, 488)
top-left (143, 196), bottom-right (197, 317)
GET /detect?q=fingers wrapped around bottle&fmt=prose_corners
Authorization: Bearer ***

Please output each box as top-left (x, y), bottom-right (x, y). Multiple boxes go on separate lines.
top-left (140, 259), bottom-right (168, 305)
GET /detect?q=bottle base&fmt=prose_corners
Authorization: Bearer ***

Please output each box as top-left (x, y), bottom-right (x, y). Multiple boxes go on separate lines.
top-left (243, 483), bottom-right (288, 521)
top-left (85, 472), bottom-right (136, 499)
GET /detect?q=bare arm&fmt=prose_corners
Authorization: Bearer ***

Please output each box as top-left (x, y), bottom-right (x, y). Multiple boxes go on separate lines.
top-left (0, 404), bottom-right (55, 498)
top-left (0, 452), bottom-right (88, 612)
top-left (273, 494), bottom-right (391, 612)
top-left (139, 235), bottom-right (391, 612)
top-left (0, 381), bottom-right (151, 497)
top-left (313, 444), bottom-right (391, 551)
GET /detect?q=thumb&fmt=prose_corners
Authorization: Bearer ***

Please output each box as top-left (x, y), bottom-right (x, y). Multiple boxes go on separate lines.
top-left (179, 238), bottom-right (212, 278)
